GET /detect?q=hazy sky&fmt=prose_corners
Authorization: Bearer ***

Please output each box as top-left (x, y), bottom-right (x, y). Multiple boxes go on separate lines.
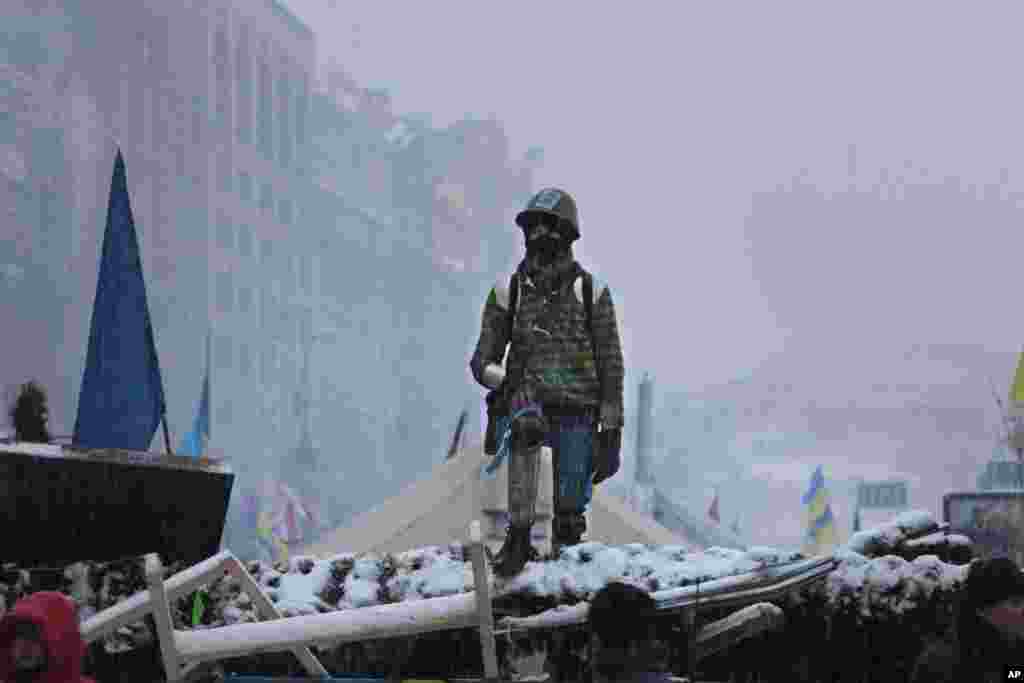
top-left (282, 1), bottom-right (1024, 545)
top-left (288, 1), bottom-right (1023, 387)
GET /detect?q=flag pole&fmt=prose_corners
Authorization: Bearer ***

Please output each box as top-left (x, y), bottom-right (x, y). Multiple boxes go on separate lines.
top-left (161, 414), bottom-right (172, 454)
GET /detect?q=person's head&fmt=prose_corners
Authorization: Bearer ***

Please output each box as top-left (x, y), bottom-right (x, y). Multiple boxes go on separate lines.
top-left (8, 381), bottom-right (50, 444)
top-left (0, 592), bottom-right (87, 683)
top-left (964, 556), bottom-right (1024, 639)
top-left (588, 582), bottom-right (661, 679)
top-left (515, 188), bottom-right (579, 269)
top-left (9, 620), bottom-right (46, 677)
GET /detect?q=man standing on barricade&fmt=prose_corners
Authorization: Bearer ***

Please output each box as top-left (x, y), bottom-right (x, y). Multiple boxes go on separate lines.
top-left (470, 187), bottom-right (625, 577)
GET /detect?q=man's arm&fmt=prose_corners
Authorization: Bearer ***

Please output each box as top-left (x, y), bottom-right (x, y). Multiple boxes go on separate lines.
top-left (469, 281), bottom-right (512, 390)
top-left (591, 283), bottom-right (624, 428)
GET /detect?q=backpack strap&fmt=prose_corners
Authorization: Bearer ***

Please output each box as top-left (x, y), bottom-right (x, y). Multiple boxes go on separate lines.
top-left (582, 271), bottom-right (594, 334)
top-left (506, 272), bottom-right (520, 339)
top-left (581, 271), bottom-right (604, 418)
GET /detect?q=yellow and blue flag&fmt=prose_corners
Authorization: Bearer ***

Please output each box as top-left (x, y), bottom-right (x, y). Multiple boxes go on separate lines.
top-left (802, 465), bottom-right (837, 555)
top-left (1010, 348), bottom-right (1024, 452)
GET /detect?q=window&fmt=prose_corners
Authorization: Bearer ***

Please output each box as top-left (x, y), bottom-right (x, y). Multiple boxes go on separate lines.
top-left (238, 224), bottom-right (252, 257)
top-left (258, 58), bottom-right (272, 156)
top-left (238, 171), bottom-right (252, 201)
top-left (238, 286), bottom-right (252, 313)
top-left (300, 255), bottom-right (312, 296)
top-left (218, 152), bottom-right (232, 194)
top-left (235, 24), bottom-right (252, 145)
top-left (296, 74), bottom-right (308, 153)
top-left (261, 348), bottom-right (270, 385)
top-left (216, 216), bottom-right (234, 249)
top-left (215, 333), bottom-right (233, 371)
top-left (260, 240), bottom-right (273, 268)
top-left (279, 198), bottom-right (292, 225)
top-left (283, 255), bottom-right (295, 298)
top-left (219, 398), bottom-right (233, 425)
top-left (278, 72), bottom-right (292, 167)
top-left (216, 271), bottom-right (234, 313)
top-left (192, 96), bottom-right (204, 146)
top-left (260, 182), bottom-right (273, 213)
top-left (214, 28), bottom-right (231, 129)
top-left (259, 287), bottom-right (270, 327)
top-left (238, 343), bottom-right (250, 377)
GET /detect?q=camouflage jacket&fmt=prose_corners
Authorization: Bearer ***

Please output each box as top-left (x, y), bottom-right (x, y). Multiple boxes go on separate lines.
top-left (469, 259), bottom-right (625, 427)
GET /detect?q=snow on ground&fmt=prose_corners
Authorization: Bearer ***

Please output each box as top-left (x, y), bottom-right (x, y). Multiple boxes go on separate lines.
top-left (232, 541), bottom-right (808, 620)
top-left (216, 509), bottom-right (971, 625)
top-left (0, 442), bottom-right (64, 457)
top-left (845, 508), bottom-right (940, 556)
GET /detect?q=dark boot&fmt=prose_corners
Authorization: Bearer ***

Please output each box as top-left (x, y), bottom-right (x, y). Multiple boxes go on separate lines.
top-left (492, 524), bottom-right (539, 578)
top-left (493, 440), bottom-right (542, 577)
top-left (552, 513), bottom-right (587, 556)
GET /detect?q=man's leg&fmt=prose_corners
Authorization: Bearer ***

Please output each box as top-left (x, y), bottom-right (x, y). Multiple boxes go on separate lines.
top-left (552, 414), bottom-right (595, 553)
top-left (493, 406), bottom-right (545, 577)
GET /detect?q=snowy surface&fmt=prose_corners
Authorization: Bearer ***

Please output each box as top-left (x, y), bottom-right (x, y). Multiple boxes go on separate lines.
top-left (0, 442), bottom-right (65, 457)
top-left (904, 532), bottom-right (971, 549)
top-left (823, 552), bottom-right (966, 616)
top-left (846, 508), bottom-right (940, 556)
top-left (818, 508), bottom-right (968, 617)
top-left (228, 541), bottom-right (808, 620)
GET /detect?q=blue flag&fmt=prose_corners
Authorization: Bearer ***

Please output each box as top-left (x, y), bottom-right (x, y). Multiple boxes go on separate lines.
top-left (181, 332), bottom-right (212, 457)
top-left (73, 149), bottom-right (167, 451)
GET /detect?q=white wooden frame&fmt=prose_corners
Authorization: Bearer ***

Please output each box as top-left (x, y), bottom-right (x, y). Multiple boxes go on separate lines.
top-left (83, 525), bottom-right (503, 682)
top-left (80, 537), bottom-right (801, 681)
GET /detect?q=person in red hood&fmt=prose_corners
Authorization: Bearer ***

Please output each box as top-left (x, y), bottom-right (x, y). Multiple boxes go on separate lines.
top-left (0, 591), bottom-right (94, 683)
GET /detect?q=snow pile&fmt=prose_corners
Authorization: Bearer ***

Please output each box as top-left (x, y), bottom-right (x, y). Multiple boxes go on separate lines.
top-left (814, 508), bottom-right (970, 620)
top-left (217, 542), bottom-right (805, 621)
top-left (823, 552), bottom-right (967, 617)
top-left (846, 509), bottom-right (940, 557)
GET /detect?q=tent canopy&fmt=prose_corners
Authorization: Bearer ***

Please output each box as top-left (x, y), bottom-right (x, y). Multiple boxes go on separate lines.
top-left (299, 444), bottom-right (691, 558)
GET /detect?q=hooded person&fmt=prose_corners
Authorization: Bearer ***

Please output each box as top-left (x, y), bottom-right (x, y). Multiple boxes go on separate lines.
top-left (0, 591), bottom-right (95, 683)
top-left (588, 582), bottom-right (672, 683)
top-left (470, 187), bottom-right (625, 577)
top-left (911, 556), bottom-right (1024, 683)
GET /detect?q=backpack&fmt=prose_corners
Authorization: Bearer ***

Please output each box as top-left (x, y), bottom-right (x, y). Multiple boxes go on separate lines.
top-left (505, 270), bottom-right (597, 348)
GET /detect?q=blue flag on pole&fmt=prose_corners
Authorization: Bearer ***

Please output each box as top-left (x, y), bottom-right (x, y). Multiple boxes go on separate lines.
top-left (73, 149), bottom-right (167, 451)
top-left (181, 332), bottom-right (212, 457)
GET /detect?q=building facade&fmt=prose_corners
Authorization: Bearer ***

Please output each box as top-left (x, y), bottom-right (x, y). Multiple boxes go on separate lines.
top-left (1, 1), bottom-right (317, 471)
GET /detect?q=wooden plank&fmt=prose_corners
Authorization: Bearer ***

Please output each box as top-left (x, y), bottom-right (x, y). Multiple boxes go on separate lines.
top-left (468, 521), bottom-right (499, 683)
top-left (173, 594), bottom-right (481, 665)
top-left (694, 603), bottom-right (784, 661)
top-left (225, 555), bottom-right (328, 677)
top-left (81, 550), bottom-right (236, 643)
top-left (145, 553), bottom-right (183, 682)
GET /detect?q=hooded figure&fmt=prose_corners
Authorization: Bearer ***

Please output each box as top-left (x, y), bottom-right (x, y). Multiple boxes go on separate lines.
top-left (588, 582), bottom-right (672, 683)
top-left (0, 591), bottom-right (94, 683)
top-left (470, 188), bottom-right (625, 577)
top-left (911, 556), bottom-right (1024, 683)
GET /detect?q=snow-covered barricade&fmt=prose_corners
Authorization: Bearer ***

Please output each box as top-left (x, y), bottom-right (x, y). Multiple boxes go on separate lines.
top-left (812, 509), bottom-right (971, 623)
top-left (0, 509), bottom-right (983, 682)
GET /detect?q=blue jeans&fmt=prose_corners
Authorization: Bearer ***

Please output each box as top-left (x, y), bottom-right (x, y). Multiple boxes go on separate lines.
top-left (497, 411), bottom-right (595, 515)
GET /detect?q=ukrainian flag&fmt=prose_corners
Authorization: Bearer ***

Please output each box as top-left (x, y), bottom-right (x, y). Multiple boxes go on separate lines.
top-left (1011, 349), bottom-right (1024, 452)
top-left (802, 465), bottom-right (837, 556)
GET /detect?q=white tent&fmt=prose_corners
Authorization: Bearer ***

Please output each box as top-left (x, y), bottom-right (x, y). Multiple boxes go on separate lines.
top-left (299, 444), bottom-right (692, 558)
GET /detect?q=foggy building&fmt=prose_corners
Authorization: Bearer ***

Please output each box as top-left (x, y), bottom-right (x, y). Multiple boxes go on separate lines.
top-left (1, 1), bottom-right (316, 470)
top-left (305, 67), bottom-right (542, 511)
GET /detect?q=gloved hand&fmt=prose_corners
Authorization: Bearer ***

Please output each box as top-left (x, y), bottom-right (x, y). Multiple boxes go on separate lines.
top-left (592, 425), bottom-right (622, 485)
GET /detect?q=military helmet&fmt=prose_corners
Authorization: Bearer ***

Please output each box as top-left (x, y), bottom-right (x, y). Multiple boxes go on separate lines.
top-left (515, 188), bottom-right (580, 242)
